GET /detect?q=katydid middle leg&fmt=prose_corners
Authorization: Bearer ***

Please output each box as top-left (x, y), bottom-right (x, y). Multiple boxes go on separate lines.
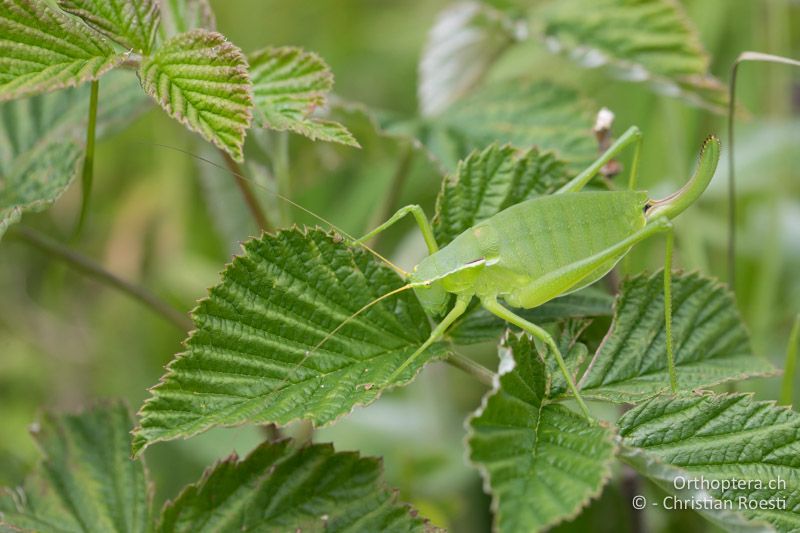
top-left (384, 293), bottom-right (472, 384)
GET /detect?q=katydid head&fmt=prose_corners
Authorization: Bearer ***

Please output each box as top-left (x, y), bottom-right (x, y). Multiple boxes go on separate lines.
top-left (645, 135), bottom-right (721, 221)
top-left (409, 259), bottom-right (451, 317)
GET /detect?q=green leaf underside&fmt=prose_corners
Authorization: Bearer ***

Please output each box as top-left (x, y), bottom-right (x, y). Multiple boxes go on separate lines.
top-left (0, 402), bottom-right (150, 533)
top-left (139, 29), bottom-right (252, 161)
top-left (433, 144), bottom-right (572, 247)
top-left (579, 271), bottom-right (776, 403)
top-left (0, 71), bottom-right (148, 239)
top-left (418, 2), bottom-right (520, 116)
top-left (468, 333), bottom-right (616, 532)
top-left (158, 440), bottom-right (430, 532)
top-left (134, 228), bottom-right (444, 454)
top-left (249, 46), bottom-right (358, 146)
top-left (0, 0), bottom-right (124, 101)
top-left (58, 0), bottom-right (160, 54)
top-left (0, 141), bottom-right (80, 238)
top-left (619, 393), bottom-right (800, 532)
top-left (537, 0), bottom-right (727, 112)
top-left (158, 0), bottom-right (215, 38)
top-left (449, 287), bottom-right (613, 345)
top-left (419, 79), bottom-right (598, 171)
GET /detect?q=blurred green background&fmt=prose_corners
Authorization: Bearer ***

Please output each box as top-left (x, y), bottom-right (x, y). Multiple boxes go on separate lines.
top-left (1, 1), bottom-right (798, 531)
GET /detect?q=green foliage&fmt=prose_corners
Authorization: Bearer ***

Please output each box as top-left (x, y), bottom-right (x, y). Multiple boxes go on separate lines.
top-left (158, 0), bottom-right (215, 38)
top-left (0, 142), bottom-right (80, 239)
top-left (580, 271), bottom-right (776, 402)
top-left (0, 402), bottom-right (151, 533)
top-left (0, 0), bottom-right (124, 100)
top-left (535, 0), bottom-right (727, 112)
top-left (418, 2), bottom-right (522, 117)
top-left (468, 332), bottom-right (616, 532)
top-left (619, 393), bottom-right (800, 531)
top-left (249, 46), bottom-right (358, 146)
top-left (433, 144), bottom-right (571, 247)
top-left (159, 440), bottom-right (431, 532)
top-left (133, 228), bottom-right (445, 454)
top-left (58, 0), bottom-right (160, 54)
top-left (0, 404), bottom-right (431, 532)
top-left (412, 79), bottom-right (598, 170)
top-left (0, 72), bottom-right (146, 238)
top-left (139, 29), bottom-right (253, 161)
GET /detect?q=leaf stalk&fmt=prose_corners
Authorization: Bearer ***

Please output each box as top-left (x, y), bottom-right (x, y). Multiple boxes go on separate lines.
top-left (75, 79), bottom-right (99, 235)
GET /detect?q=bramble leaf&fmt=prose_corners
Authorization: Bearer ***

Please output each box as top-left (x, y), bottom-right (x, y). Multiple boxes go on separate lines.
top-left (408, 79), bottom-right (598, 171)
top-left (0, 71), bottom-right (149, 239)
top-left (419, 2), bottom-right (523, 116)
top-left (468, 332), bottom-right (616, 532)
top-left (58, 0), bottom-right (160, 54)
top-left (535, 0), bottom-right (727, 112)
top-left (579, 271), bottom-right (776, 403)
top-left (139, 29), bottom-right (253, 161)
top-left (0, 0), bottom-right (124, 101)
top-left (157, 0), bottom-right (215, 38)
top-left (619, 393), bottom-right (800, 531)
top-left (249, 47), bottom-right (358, 146)
top-left (0, 402), bottom-right (150, 533)
top-left (134, 228), bottom-right (445, 454)
top-left (433, 144), bottom-right (572, 246)
top-left (158, 440), bottom-right (432, 532)
top-left (0, 142), bottom-right (80, 239)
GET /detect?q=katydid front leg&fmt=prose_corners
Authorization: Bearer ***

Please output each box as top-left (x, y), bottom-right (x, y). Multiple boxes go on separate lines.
top-left (356, 204), bottom-right (439, 254)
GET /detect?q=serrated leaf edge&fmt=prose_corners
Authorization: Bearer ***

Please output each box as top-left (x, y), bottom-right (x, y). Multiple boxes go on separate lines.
top-left (464, 332), bottom-right (617, 532)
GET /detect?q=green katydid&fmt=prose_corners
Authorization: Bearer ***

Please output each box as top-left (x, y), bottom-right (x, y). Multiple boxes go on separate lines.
top-left (154, 126), bottom-right (720, 421)
top-left (298, 127), bottom-right (720, 420)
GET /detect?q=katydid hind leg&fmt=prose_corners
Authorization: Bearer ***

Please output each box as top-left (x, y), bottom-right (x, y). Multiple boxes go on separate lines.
top-left (384, 293), bottom-right (471, 385)
top-left (356, 204), bottom-right (439, 254)
top-left (480, 297), bottom-right (592, 421)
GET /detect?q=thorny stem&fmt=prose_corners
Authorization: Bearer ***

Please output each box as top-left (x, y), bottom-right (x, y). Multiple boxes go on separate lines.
top-left (365, 144), bottom-right (414, 247)
top-left (220, 150), bottom-right (271, 231)
top-left (445, 349), bottom-right (495, 387)
top-left (10, 226), bottom-right (192, 331)
top-left (75, 80), bottom-right (99, 236)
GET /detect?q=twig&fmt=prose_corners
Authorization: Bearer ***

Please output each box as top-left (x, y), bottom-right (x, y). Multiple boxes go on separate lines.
top-left (445, 349), bottom-right (495, 386)
top-left (220, 150), bottom-right (271, 231)
top-left (727, 52), bottom-right (800, 288)
top-left (10, 226), bottom-right (192, 331)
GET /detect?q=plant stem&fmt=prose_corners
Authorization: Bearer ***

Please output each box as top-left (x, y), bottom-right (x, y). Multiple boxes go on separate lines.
top-left (365, 144), bottom-right (414, 247)
top-left (274, 132), bottom-right (291, 226)
top-left (445, 349), bottom-right (495, 386)
top-left (220, 150), bottom-right (271, 231)
top-left (75, 80), bottom-right (99, 236)
top-left (11, 226), bottom-right (192, 331)
top-left (780, 314), bottom-right (800, 406)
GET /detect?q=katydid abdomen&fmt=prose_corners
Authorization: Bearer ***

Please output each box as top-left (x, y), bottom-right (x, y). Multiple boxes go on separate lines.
top-left (412, 190), bottom-right (647, 308)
